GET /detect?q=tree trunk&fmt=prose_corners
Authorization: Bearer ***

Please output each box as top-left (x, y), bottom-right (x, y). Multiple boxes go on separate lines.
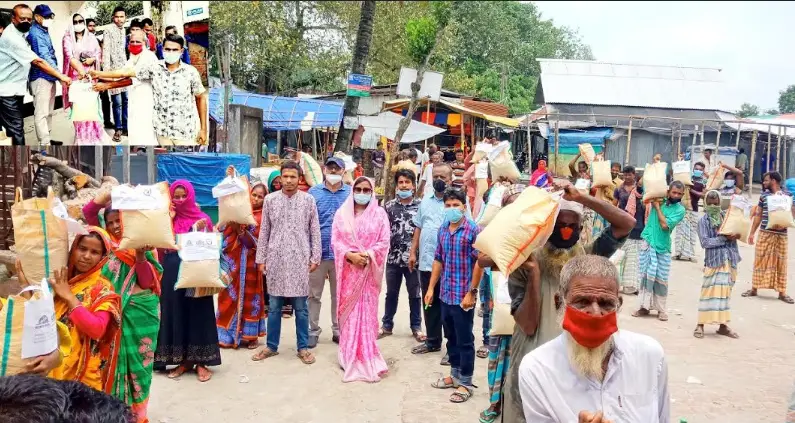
top-left (335, 0), bottom-right (376, 153)
top-left (30, 154), bottom-right (102, 188)
top-left (150, 1), bottom-right (170, 42)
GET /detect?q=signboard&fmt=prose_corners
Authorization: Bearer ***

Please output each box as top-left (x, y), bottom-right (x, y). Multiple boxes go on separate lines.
top-left (347, 73), bottom-right (373, 97)
top-left (397, 67), bottom-right (444, 101)
top-left (343, 116), bottom-right (360, 130)
top-left (182, 1), bottom-right (210, 23)
top-left (186, 7), bottom-right (204, 17)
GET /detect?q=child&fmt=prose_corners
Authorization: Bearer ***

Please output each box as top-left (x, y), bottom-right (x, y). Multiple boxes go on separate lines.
top-left (424, 188), bottom-right (484, 404)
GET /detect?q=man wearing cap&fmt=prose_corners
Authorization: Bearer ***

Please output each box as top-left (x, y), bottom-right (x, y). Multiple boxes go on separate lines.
top-left (307, 157), bottom-right (351, 347)
top-left (26, 4), bottom-right (62, 146)
top-left (0, 4), bottom-right (70, 146)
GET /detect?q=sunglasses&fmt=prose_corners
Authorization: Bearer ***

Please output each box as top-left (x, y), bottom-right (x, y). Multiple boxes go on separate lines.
top-left (73, 19), bottom-right (85, 24)
top-left (353, 187), bottom-right (372, 194)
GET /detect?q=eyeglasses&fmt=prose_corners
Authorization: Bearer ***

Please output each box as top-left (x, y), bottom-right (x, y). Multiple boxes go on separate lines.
top-left (353, 187), bottom-right (372, 194)
top-left (73, 19), bottom-right (85, 24)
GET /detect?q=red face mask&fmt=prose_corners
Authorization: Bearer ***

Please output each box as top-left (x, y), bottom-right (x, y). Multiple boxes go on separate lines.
top-left (561, 306), bottom-right (618, 348)
top-left (129, 44), bottom-right (143, 55)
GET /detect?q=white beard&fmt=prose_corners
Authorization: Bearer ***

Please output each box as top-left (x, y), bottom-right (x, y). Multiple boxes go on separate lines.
top-left (564, 331), bottom-right (614, 382)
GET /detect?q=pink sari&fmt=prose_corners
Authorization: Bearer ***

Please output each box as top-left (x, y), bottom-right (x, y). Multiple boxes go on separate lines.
top-left (331, 177), bottom-right (390, 383)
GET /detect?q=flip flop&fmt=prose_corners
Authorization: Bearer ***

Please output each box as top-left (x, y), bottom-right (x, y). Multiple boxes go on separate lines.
top-left (411, 344), bottom-right (440, 355)
top-left (431, 376), bottom-right (458, 389)
top-left (450, 386), bottom-right (473, 403)
top-left (741, 289), bottom-right (757, 297)
top-left (693, 327), bottom-right (704, 339)
top-left (717, 327), bottom-right (740, 338)
top-left (251, 348), bottom-right (279, 362)
top-left (167, 364), bottom-right (192, 379)
top-left (657, 312), bottom-right (669, 321)
top-left (297, 349), bottom-right (315, 365)
top-left (412, 330), bottom-right (427, 343)
top-left (631, 308), bottom-right (650, 317)
top-left (378, 327), bottom-right (393, 339)
top-left (476, 345), bottom-right (489, 359)
top-left (779, 295), bottom-right (795, 304)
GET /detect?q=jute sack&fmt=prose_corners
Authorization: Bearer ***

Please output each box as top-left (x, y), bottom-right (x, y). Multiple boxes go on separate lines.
top-left (489, 150), bottom-right (521, 182)
top-left (578, 143), bottom-right (596, 163)
top-left (12, 187), bottom-right (68, 283)
top-left (642, 162), bottom-right (668, 202)
top-left (116, 182), bottom-right (178, 250)
top-left (473, 187), bottom-right (561, 276)
top-left (214, 174), bottom-right (256, 226)
top-left (0, 296), bottom-right (24, 376)
top-left (672, 161), bottom-right (693, 186)
top-left (719, 195), bottom-right (753, 243)
top-left (591, 160), bottom-right (613, 187)
top-left (299, 152), bottom-right (323, 187)
top-left (175, 231), bottom-right (226, 290)
top-left (489, 271), bottom-right (514, 336)
top-left (765, 193), bottom-right (795, 230)
top-left (392, 159), bottom-right (416, 174)
top-left (706, 165), bottom-right (726, 191)
top-left (476, 184), bottom-right (508, 228)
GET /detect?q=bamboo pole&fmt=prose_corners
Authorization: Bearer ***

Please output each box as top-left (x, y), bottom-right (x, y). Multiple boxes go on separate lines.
top-left (526, 118), bottom-right (532, 172)
top-left (776, 125), bottom-right (782, 172)
top-left (424, 100), bottom-right (431, 152)
top-left (460, 113), bottom-right (465, 152)
top-left (734, 124), bottom-right (741, 148)
top-left (553, 118), bottom-right (560, 175)
top-left (783, 137), bottom-right (788, 178)
top-left (624, 118), bottom-right (633, 167)
top-left (767, 125), bottom-right (772, 174)
top-left (699, 120), bottom-right (705, 148)
top-left (670, 126), bottom-right (675, 160)
top-left (749, 130), bottom-right (757, 195)
top-left (676, 127), bottom-right (683, 157)
top-left (715, 124), bottom-right (722, 148)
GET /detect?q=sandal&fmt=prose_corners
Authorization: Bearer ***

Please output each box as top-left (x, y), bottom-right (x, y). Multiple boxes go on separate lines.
top-left (378, 327), bottom-right (393, 340)
top-left (717, 326), bottom-right (740, 339)
top-left (631, 308), bottom-right (650, 317)
top-left (657, 312), bottom-right (669, 321)
top-left (246, 340), bottom-right (260, 350)
top-left (411, 344), bottom-right (441, 355)
top-left (450, 386), bottom-right (473, 403)
top-left (693, 327), bottom-right (704, 339)
top-left (196, 365), bottom-right (212, 383)
top-left (440, 353), bottom-right (450, 366)
top-left (741, 289), bottom-right (757, 297)
top-left (167, 364), bottom-right (192, 379)
top-left (477, 345), bottom-right (489, 359)
top-left (297, 349), bottom-right (315, 365)
top-left (431, 376), bottom-right (458, 389)
top-left (412, 330), bottom-right (427, 343)
top-left (112, 130), bottom-right (122, 143)
top-left (779, 295), bottom-right (795, 304)
top-left (251, 347), bottom-right (279, 361)
top-left (479, 409), bottom-right (500, 423)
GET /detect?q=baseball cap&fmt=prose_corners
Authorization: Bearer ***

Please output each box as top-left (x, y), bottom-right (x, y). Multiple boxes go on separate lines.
top-left (33, 5), bottom-right (55, 18)
top-left (325, 157), bottom-right (345, 169)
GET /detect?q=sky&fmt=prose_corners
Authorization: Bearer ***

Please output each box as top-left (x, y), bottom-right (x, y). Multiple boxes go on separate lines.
top-left (533, 1), bottom-right (795, 113)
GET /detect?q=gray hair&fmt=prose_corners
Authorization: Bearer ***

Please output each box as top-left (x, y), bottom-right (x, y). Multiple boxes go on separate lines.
top-left (559, 255), bottom-right (619, 298)
top-left (669, 180), bottom-right (685, 191)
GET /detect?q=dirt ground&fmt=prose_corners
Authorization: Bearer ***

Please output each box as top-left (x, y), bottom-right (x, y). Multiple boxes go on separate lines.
top-left (147, 227), bottom-right (795, 423)
top-left (1, 109), bottom-right (136, 146)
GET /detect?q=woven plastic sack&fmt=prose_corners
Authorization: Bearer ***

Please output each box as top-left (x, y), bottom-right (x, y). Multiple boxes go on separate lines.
top-left (299, 152), bottom-right (323, 187)
top-left (175, 231), bottom-right (226, 290)
top-left (12, 187), bottom-right (68, 283)
top-left (578, 143), bottom-right (596, 163)
top-left (672, 161), bottom-right (693, 186)
top-left (473, 187), bottom-right (561, 276)
top-left (591, 160), bottom-right (612, 187)
top-left (489, 271), bottom-right (514, 336)
top-left (476, 184), bottom-right (508, 228)
top-left (116, 182), bottom-right (178, 250)
top-left (471, 142), bottom-right (494, 163)
top-left (642, 162), bottom-right (668, 202)
top-left (706, 165), bottom-right (726, 191)
top-left (766, 193), bottom-right (795, 230)
top-left (68, 81), bottom-right (101, 123)
top-left (719, 195), bottom-right (753, 244)
top-left (488, 145), bottom-right (520, 182)
top-left (213, 174), bottom-right (256, 226)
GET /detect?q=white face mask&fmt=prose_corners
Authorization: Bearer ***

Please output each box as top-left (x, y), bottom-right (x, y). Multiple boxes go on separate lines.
top-left (73, 23), bottom-right (86, 33)
top-left (325, 174), bottom-right (343, 185)
top-left (163, 51), bottom-right (181, 64)
top-left (42, 18), bottom-right (53, 28)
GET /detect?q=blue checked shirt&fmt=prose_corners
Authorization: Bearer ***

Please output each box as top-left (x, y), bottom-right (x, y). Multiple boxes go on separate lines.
top-left (26, 23), bottom-right (58, 83)
top-left (434, 218), bottom-right (481, 305)
top-left (411, 194), bottom-right (446, 272)
top-left (309, 183), bottom-right (351, 261)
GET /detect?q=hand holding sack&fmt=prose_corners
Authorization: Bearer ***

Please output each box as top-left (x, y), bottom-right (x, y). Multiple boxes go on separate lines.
top-left (706, 164), bottom-right (726, 191)
top-left (642, 162), bottom-right (668, 202)
top-left (113, 182), bottom-right (178, 250)
top-left (475, 184), bottom-right (508, 228)
top-left (672, 160), bottom-right (693, 186)
top-left (578, 143), bottom-right (597, 163)
top-left (719, 195), bottom-right (753, 243)
top-left (470, 141), bottom-right (494, 163)
top-left (174, 230), bottom-right (227, 291)
top-left (590, 160), bottom-right (613, 187)
top-left (213, 173), bottom-right (256, 226)
top-left (488, 271), bottom-right (514, 336)
top-left (0, 279), bottom-right (59, 376)
top-left (488, 141), bottom-right (521, 182)
top-left (12, 187), bottom-right (69, 283)
top-left (473, 187), bottom-right (561, 276)
top-left (765, 193), bottom-right (795, 230)
top-left (298, 152), bottom-right (323, 187)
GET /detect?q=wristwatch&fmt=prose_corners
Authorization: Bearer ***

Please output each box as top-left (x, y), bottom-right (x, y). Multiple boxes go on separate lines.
top-left (469, 287), bottom-right (478, 295)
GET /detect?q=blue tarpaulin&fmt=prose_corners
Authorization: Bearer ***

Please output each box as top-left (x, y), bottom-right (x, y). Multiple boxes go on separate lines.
top-left (157, 153), bottom-right (251, 207)
top-left (209, 87), bottom-right (343, 131)
top-left (546, 127), bottom-right (613, 155)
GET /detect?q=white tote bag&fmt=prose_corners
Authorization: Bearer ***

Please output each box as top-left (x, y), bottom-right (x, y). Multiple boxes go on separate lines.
top-left (20, 279), bottom-right (59, 359)
top-left (489, 271), bottom-right (515, 336)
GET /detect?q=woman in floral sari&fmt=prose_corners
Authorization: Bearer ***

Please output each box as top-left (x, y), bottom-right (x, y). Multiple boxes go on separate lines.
top-left (217, 166), bottom-right (267, 348)
top-left (83, 192), bottom-right (163, 423)
top-left (62, 14), bottom-right (104, 144)
top-left (49, 227), bottom-right (122, 393)
top-left (331, 177), bottom-right (390, 383)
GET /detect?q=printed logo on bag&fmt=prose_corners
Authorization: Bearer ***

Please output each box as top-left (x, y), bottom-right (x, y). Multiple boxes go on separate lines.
top-left (111, 185), bottom-right (165, 210)
top-left (37, 315), bottom-right (49, 326)
top-left (212, 176), bottom-right (247, 198)
top-left (179, 233), bottom-right (220, 262)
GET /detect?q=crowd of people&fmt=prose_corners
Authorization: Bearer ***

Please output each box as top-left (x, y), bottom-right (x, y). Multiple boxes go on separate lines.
top-left (0, 3), bottom-right (207, 146)
top-left (2, 133), bottom-right (794, 423)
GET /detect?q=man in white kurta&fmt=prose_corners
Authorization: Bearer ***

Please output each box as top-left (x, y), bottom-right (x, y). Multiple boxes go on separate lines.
top-left (518, 255), bottom-right (670, 423)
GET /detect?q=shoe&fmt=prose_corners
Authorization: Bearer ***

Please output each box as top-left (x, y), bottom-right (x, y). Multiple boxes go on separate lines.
top-left (332, 334), bottom-right (339, 344)
top-left (307, 335), bottom-right (318, 349)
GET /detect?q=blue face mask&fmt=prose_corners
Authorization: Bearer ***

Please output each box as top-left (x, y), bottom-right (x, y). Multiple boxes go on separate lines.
top-left (693, 169), bottom-right (703, 178)
top-left (354, 193), bottom-right (371, 205)
top-left (444, 207), bottom-right (464, 223)
top-left (396, 189), bottom-right (413, 199)
top-left (724, 180), bottom-right (735, 188)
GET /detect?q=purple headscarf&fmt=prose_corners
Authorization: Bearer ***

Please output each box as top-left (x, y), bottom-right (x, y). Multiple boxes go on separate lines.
top-left (169, 180), bottom-right (213, 234)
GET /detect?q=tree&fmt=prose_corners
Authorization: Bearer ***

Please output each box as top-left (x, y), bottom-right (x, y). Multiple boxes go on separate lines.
top-left (736, 103), bottom-right (760, 118)
top-left (90, 1), bottom-right (144, 26)
top-left (335, 1), bottom-right (376, 153)
top-left (778, 85), bottom-right (795, 114)
top-left (763, 108), bottom-right (779, 116)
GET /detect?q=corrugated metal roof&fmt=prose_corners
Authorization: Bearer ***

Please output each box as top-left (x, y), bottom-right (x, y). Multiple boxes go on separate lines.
top-left (536, 59), bottom-right (730, 112)
top-left (461, 99), bottom-right (509, 117)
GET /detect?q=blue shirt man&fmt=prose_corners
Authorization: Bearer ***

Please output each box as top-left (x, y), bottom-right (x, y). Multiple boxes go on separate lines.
top-left (26, 5), bottom-right (57, 83)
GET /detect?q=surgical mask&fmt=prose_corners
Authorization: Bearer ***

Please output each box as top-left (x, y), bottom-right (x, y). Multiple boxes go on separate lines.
top-left (14, 22), bottom-right (31, 33)
top-left (432, 179), bottom-right (446, 193)
top-left (562, 306), bottom-right (618, 349)
top-left (693, 169), bottom-right (703, 178)
top-left (325, 174), bottom-right (342, 185)
top-left (444, 207), bottom-right (464, 223)
top-left (129, 44), bottom-right (143, 55)
top-left (724, 180), bottom-right (735, 188)
top-left (396, 189), bottom-right (413, 199)
top-left (668, 197), bottom-right (681, 204)
top-left (353, 194), bottom-right (370, 205)
top-left (73, 23), bottom-right (86, 33)
top-left (42, 18), bottom-right (53, 28)
top-left (163, 51), bottom-right (181, 64)
top-left (548, 225), bottom-right (580, 249)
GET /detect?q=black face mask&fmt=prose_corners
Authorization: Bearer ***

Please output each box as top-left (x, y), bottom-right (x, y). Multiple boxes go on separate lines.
top-left (668, 197), bottom-right (681, 204)
top-left (14, 22), bottom-right (32, 33)
top-left (433, 179), bottom-right (446, 193)
top-left (548, 227), bottom-right (581, 249)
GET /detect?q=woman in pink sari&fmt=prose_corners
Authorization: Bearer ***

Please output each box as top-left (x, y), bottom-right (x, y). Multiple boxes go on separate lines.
top-left (62, 14), bottom-right (104, 144)
top-left (331, 177), bottom-right (390, 383)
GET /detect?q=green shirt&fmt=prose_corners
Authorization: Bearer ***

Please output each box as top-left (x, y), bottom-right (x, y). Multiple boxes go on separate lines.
top-left (641, 201), bottom-right (685, 253)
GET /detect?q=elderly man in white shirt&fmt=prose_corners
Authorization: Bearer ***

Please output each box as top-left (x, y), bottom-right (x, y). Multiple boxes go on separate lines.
top-left (518, 254), bottom-right (670, 423)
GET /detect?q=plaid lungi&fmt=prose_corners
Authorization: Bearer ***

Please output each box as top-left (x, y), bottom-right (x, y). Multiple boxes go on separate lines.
top-left (751, 230), bottom-right (788, 293)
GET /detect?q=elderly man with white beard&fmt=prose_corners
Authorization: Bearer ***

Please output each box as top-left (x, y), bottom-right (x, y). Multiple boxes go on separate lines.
top-left (518, 254), bottom-right (670, 423)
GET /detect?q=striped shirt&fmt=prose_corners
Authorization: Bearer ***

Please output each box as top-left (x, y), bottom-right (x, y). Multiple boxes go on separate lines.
top-left (759, 190), bottom-right (793, 234)
top-left (26, 23), bottom-right (58, 83)
top-left (697, 214), bottom-right (741, 268)
top-left (434, 218), bottom-right (480, 305)
top-left (308, 183), bottom-right (351, 261)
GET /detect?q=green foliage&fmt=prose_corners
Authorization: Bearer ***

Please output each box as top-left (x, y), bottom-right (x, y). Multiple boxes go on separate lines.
top-left (778, 85), bottom-right (795, 114)
top-left (736, 103), bottom-right (760, 118)
top-left (90, 1), bottom-right (144, 26)
top-left (763, 108), bottom-right (779, 116)
top-left (405, 17), bottom-right (439, 64)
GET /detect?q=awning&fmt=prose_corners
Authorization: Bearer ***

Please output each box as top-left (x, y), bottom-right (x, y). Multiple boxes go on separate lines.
top-left (717, 111), bottom-right (795, 137)
top-left (209, 87), bottom-right (343, 131)
top-left (359, 111), bottom-right (447, 144)
top-left (382, 98), bottom-right (519, 128)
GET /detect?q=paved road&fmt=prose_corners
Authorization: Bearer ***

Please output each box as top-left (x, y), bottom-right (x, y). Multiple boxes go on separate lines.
top-left (149, 230), bottom-right (795, 423)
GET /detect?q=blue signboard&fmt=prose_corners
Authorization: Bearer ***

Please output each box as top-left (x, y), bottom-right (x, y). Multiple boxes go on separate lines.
top-left (347, 73), bottom-right (373, 97)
